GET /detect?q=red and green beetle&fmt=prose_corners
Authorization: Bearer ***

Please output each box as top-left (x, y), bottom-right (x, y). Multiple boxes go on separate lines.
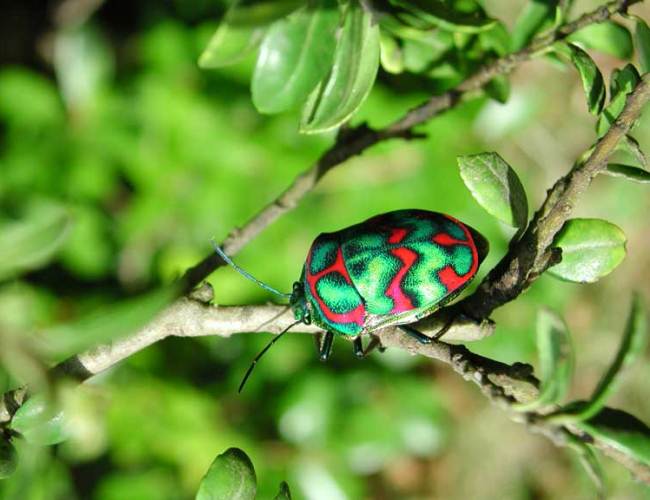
top-left (213, 209), bottom-right (489, 390)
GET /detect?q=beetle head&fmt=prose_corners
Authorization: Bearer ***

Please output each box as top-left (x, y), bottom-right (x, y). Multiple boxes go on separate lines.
top-left (290, 282), bottom-right (311, 325)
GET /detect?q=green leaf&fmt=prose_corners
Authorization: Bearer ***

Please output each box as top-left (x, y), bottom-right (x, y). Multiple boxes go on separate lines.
top-left (39, 285), bottom-right (178, 359)
top-left (457, 152), bottom-right (528, 228)
top-left (571, 294), bottom-right (647, 422)
top-left (515, 309), bottom-right (573, 411)
top-left (0, 439), bottom-right (18, 479)
top-left (634, 17), bottom-right (650, 73)
top-left (596, 64), bottom-right (641, 137)
top-left (568, 21), bottom-right (633, 59)
top-left (565, 434), bottom-right (605, 497)
top-left (479, 22), bottom-right (511, 56)
top-left (199, 1), bottom-right (306, 68)
top-left (196, 448), bottom-right (256, 500)
top-left (274, 481), bottom-right (292, 500)
top-left (576, 408), bottom-right (650, 467)
top-left (604, 163), bottom-right (650, 183)
top-left (0, 202), bottom-right (71, 281)
top-left (389, 0), bottom-right (497, 33)
top-left (379, 32), bottom-right (404, 74)
top-left (199, 25), bottom-right (265, 68)
top-left (251, 0), bottom-right (340, 114)
top-left (484, 75), bottom-right (510, 103)
top-left (511, 0), bottom-right (558, 51)
top-left (549, 218), bottom-right (626, 283)
top-left (300, 2), bottom-right (380, 133)
top-left (554, 42), bottom-right (605, 115)
top-left (11, 394), bottom-right (69, 446)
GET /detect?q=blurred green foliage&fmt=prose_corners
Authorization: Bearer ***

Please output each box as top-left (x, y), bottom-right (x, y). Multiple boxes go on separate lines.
top-left (1, 1), bottom-right (650, 499)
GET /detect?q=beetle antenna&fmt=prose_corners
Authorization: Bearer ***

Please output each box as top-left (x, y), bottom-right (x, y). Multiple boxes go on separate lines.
top-left (211, 240), bottom-right (291, 298)
top-left (238, 320), bottom-right (301, 393)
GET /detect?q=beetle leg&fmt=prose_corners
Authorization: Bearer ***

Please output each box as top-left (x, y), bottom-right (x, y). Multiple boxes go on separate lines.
top-left (319, 330), bottom-right (334, 362)
top-left (353, 337), bottom-right (364, 359)
top-left (399, 325), bottom-right (432, 344)
top-left (362, 335), bottom-right (385, 356)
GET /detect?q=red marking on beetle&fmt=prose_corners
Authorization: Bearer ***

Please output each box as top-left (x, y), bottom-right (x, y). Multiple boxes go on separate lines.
top-left (438, 214), bottom-right (479, 279)
top-left (306, 246), bottom-right (365, 326)
top-left (388, 227), bottom-right (408, 244)
top-left (438, 265), bottom-right (467, 291)
top-left (432, 232), bottom-right (465, 246)
top-left (387, 247), bottom-right (417, 313)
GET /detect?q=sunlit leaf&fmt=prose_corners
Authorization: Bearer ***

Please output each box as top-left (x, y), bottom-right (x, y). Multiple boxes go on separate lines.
top-left (511, 0), bottom-right (558, 50)
top-left (634, 17), bottom-right (650, 73)
top-left (274, 481), bottom-right (292, 500)
top-left (251, 0), bottom-right (339, 114)
top-left (604, 163), bottom-right (650, 183)
top-left (550, 219), bottom-right (626, 283)
top-left (0, 203), bottom-right (71, 282)
top-left (389, 0), bottom-right (496, 33)
top-left (300, 2), bottom-right (380, 133)
top-left (554, 42), bottom-right (605, 115)
top-left (11, 394), bottom-right (69, 446)
top-left (196, 447), bottom-right (256, 500)
top-left (0, 439), bottom-right (18, 479)
top-left (457, 152), bottom-right (528, 228)
top-left (379, 32), bottom-right (404, 74)
top-left (38, 285), bottom-right (178, 359)
top-left (199, 0), bottom-right (304, 68)
top-left (515, 309), bottom-right (573, 411)
top-left (576, 407), bottom-right (650, 467)
top-left (569, 21), bottom-right (633, 59)
top-left (596, 64), bottom-right (641, 137)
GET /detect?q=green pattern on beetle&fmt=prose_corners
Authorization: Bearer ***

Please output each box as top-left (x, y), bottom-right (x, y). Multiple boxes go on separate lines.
top-left (299, 210), bottom-right (488, 337)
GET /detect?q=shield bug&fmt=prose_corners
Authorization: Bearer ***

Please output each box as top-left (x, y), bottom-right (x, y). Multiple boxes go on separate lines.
top-left (213, 209), bottom-right (488, 391)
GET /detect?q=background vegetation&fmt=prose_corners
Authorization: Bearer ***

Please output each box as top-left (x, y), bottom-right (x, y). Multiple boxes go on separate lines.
top-left (1, 0), bottom-right (650, 498)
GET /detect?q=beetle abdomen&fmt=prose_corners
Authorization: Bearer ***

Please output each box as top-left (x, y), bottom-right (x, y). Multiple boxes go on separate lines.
top-left (303, 209), bottom-right (485, 336)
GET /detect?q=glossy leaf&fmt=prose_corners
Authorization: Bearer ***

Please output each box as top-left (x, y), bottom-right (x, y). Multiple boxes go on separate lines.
top-left (379, 32), bottom-right (404, 74)
top-left (389, 0), bottom-right (496, 33)
top-left (39, 285), bottom-right (178, 358)
top-left (635, 17), bottom-right (650, 73)
top-left (196, 448), bottom-right (256, 500)
top-left (604, 163), bottom-right (650, 183)
top-left (252, 0), bottom-right (339, 114)
top-left (571, 294), bottom-right (647, 422)
top-left (554, 42), bottom-right (605, 115)
top-left (511, 0), bottom-right (558, 50)
top-left (199, 0), bottom-right (305, 67)
top-left (515, 309), bottom-right (573, 411)
top-left (274, 481), bottom-right (292, 500)
top-left (457, 152), bottom-right (528, 228)
top-left (550, 218), bottom-right (626, 283)
top-left (0, 203), bottom-right (70, 281)
top-left (199, 26), bottom-right (265, 68)
top-left (596, 64), bottom-right (641, 137)
top-left (576, 408), bottom-right (650, 467)
top-left (479, 22), bottom-right (511, 56)
top-left (569, 21), bottom-right (633, 59)
top-left (11, 394), bottom-right (69, 446)
top-left (0, 439), bottom-right (18, 479)
top-left (300, 2), bottom-right (380, 133)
